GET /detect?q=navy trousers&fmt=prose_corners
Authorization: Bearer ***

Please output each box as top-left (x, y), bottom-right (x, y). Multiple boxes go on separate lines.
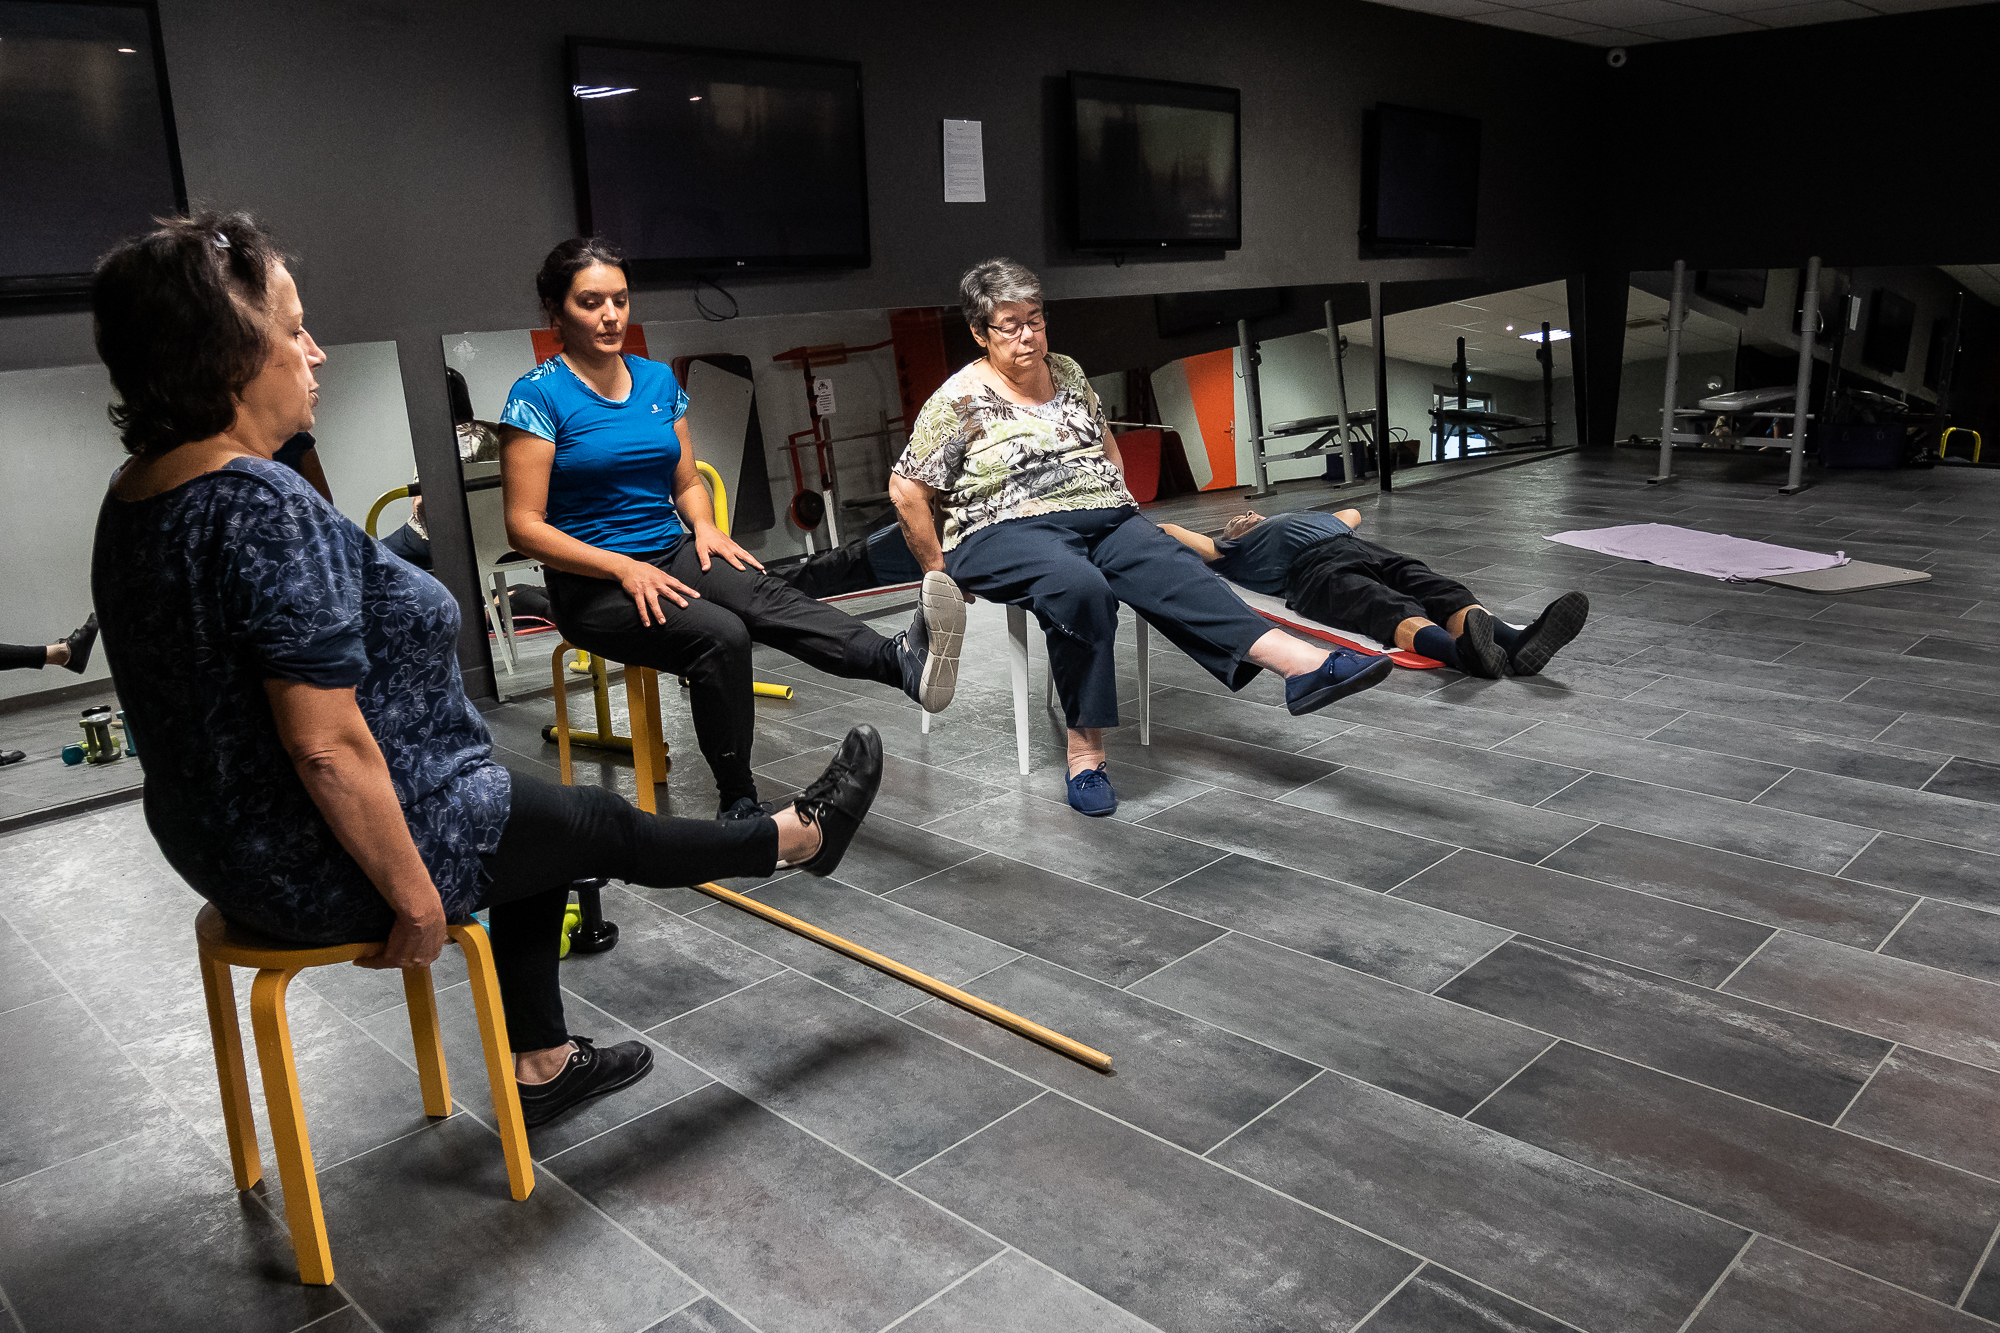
top-left (946, 507), bottom-right (1270, 730)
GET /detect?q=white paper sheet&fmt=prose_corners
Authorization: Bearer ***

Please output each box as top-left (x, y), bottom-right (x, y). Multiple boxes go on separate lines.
top-left (942, 119), bottom-right (985, 203)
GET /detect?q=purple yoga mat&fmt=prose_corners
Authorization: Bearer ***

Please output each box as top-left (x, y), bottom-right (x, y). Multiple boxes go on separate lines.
top-left (1546, 523), bottom-right (1848, 582)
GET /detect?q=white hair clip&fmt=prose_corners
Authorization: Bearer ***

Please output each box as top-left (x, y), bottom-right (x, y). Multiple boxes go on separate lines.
top-left (214, 231), bottom-right (230, 249)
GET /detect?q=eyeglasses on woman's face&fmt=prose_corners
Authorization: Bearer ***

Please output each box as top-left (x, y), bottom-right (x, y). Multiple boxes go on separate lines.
top-left (985, 312), bottom-right (1046, 340)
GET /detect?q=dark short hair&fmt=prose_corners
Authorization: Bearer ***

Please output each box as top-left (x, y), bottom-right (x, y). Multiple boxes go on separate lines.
top-left (958, 258), bottom-right (1042, 333)
top-left (534, 237), bottom-right (630, 322)
top-left (91, 211), bottom-right (284, 458)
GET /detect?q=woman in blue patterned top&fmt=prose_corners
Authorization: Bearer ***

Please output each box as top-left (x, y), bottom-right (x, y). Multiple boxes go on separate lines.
top-left (89, 214), bottom-right (883, 1127)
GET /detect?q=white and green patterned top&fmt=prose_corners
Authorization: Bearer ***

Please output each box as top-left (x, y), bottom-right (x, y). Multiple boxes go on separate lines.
top-left (894, 353), bottom-right (1135, 551)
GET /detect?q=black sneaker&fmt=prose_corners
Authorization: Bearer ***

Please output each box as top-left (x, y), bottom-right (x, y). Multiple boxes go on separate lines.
top-left (1510, 592), bottom-right (1590, 676)
top-left (1456, 608), bottom-right (1508, 679)
top-left (718, 794), bottom-right (767, 821)
top-left (0, 750), bottom-right (23, 767)
top-left (895, 571), bottom-right (965, 713)
top-left (514, 1035), bottom-right (654, 1129)
top-left (786, 725), bottom-right (883, 878)
top-left (62, 613), bottom-right (98, 675)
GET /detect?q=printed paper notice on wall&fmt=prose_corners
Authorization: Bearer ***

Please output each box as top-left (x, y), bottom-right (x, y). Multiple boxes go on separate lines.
top-left (813, 376), bottom-right (837, 416)
top-left (942, 119), bottom-right (985, 203)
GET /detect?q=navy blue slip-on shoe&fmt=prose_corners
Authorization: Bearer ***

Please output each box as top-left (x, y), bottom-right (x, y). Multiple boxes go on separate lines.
top-left (1285, 648), bottom-right (1393, 715)
top-left (1066, 763), bottom-right (1118, 817)
top-left (1510, 591), bottom-right (1590, 676)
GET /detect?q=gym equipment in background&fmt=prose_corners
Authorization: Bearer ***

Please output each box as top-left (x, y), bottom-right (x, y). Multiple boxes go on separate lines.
top-left (1429, 329), bottom-right (1559, 459)
top-left (772, 339), bottom-right (905, 551)
top-left (1242, 301), bottom-right (1375, 496)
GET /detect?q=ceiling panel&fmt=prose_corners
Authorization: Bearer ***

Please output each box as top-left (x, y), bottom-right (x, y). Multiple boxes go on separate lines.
top-left (1380, 0), bottom-right (1994, 44)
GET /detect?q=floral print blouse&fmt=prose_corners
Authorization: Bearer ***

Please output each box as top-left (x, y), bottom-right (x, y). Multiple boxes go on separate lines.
top-left (894, 353), bottom-right (1136, 550)
top-left (91, 458), bottom-right (511, 944)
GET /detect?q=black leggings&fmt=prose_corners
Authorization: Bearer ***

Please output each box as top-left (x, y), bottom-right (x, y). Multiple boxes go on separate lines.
top-left (0, 643), bottom-right (46, 671)
top-left (546, 535), bottom-right (900, 807)
top-left (475, 767), bottom-right (779, 1051)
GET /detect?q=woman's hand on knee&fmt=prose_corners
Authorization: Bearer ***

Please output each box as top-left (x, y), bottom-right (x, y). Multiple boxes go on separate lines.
top-left (356, 902), bottom-right (448, 970)
top-left (693, 528), bottom-right (765, 574)
top-left (619, 557), bottom-right (700, 625)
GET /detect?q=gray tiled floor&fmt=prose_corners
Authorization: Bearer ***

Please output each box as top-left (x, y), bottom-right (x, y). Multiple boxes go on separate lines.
top-left (12, 448), bottom-right (2000, 1330)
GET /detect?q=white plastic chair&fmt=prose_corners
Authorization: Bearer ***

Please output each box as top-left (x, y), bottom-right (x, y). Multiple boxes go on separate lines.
top-left (463, 461), bottom-right (532, 675)
top-left (923, 600), bottom-right (1150, 775)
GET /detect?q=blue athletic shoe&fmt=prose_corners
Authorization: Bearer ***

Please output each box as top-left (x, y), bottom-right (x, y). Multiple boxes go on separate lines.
top-left (1066, 763), bottom-right (1118, 817)
top-left (1285, 648), bottom-right (1394, 715)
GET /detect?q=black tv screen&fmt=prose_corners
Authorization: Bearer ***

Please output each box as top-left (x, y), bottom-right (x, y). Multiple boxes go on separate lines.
top-left (1863, 288), bottom-right (1916, 374)
top-left (1361, 104), bottom-right (1480, 249)
top-left (0, 1), bottom-right (184, 298)
top-left (1697, 269), bottom-right (1766, 311)
top-left (1070, 71), bottom-right (1240, 250)
top-left (567, 40), bottom-right (869, 274)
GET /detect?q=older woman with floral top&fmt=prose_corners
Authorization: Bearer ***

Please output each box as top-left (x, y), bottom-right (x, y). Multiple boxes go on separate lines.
top-left (889, 258), bottom-right (1392, 817)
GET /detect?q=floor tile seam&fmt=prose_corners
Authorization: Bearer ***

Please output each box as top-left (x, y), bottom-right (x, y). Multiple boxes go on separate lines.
top-left (1525, 1030), bottom-right (2000, 1194)
top-left (637, 968), bottom-right (808, 1040)
top-left (1535, 767), bottom-right (1883, 847)
top-left (1134, 850), bottom-right (1233, 901)
top-left (1456, 1037), bottom-right (1562, 1123)
top-left (531, 1076), bottom-right (721, 1167)
top-left (870, 1247), bottom-right (1016, 1333)
top-left (1960, 1220), bottom-right (2000, 1310)
top-left (1829, 1044), bottom-right (1899, 1131)
top-left (1748, 913), bottom-right (2000, 996)
top-left (1625, 686), bottom-right (1907, 739)
top-left (891, 1092), bottom-right (1051, 1183)
top-left (1744, 766), bottom-right (1800, 805)
top-left (1315, 744), bottom-right (1594, 812)
top-left (1416, 928), bottom-right (1521, 997)
top-left (432, 1094), bottom-right (810, 1333)
top-left (1531, 822), bottom-right (1601, 868)
top-left (1338, 1260), bottom-right (1427, 1333)
top-left (1872, 894), bottom-right (1924, 954)
top-left (1671, 1232), bottom-right (1756, 1333)
top-left (284, 1303), bottom-right (373, 1333)
top-left (1115, 928), bottom-right (1235, 994)
top-left (887, 843), bottom-right (1256, 942)
top-left (0, 1128), bottom-right (148, 1195)
top-left (1271, 779), bottom-right (1557, 858)
top-left (944, 780), bottom-right (1245, 871)
top-left (1768, 768), bottom-right (2000, 832)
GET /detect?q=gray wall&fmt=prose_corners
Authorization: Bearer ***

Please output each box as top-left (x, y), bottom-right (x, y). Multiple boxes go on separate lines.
top-left (0, 0), bottom-right (1594, 695)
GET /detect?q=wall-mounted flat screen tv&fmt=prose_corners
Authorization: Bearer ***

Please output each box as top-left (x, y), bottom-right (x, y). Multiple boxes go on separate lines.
top-left (1863, 288), bottom-right (1916, 374)
top-left (567, 39), bottom-right (870, 274)
top-left (1360, 104), bottom-right (1480, 249)
top-left (0, 1), bottom-right (185, 299)
top-left (1070, 71), bottom-right (1240, 251)
top-left (1697, 269), bottom-right (1766, 311)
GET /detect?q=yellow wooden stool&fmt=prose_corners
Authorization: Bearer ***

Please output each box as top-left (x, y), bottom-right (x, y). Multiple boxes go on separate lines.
top-left (196, 905), bottom-right (534, 1285)
top-left (548, 645), bottom-right (671, 813)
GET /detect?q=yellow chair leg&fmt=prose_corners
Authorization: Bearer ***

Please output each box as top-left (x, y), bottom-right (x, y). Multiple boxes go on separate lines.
top-left (450, 922), bottom-right (534, 1202)
top-left (551, 647), bottom-right (575, 786)
top-left (628, 667), bottom-right (659, 814)
top-left (648, 667), bottom-right (669, 775)
top-left (248, 966), bottom-right (335, 1286)
top-left (401, 965), bottom-right (453, 1118)
top-left (199, 952), bottom-right (262, 1191)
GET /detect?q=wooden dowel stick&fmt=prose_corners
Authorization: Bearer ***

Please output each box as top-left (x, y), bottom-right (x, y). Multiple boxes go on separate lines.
top-left (690, 881), bottom-right (1114, 1074)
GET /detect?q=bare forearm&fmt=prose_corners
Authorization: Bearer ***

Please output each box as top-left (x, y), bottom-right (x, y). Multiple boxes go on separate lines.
top-left (673, 479), bottom-right (720, 538)
top-left (890, 479), bottom-right (945, 572)
top-left (509, 517), bottom-right (635, 582)
top-left (1158, 523), bottom-right (1218, 561)
top-left (292, 741), bottom-right (439, 919)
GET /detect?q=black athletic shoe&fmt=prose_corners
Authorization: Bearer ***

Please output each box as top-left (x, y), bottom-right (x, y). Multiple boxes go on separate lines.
top-left (786, 725), bottom-right (883, 878)
top-left (0, 750), bottom-right (24, 767)
top-left (1510, 592), bottom-right (1590, 676)
top-left (62, 614), bottom-right (98, 675)
top-left (719, 794), bottom-right (767, 821)
top-left (1456, 608), bottom-right (1508, 679)
top-left (515, 1035), bottom-right (654, 1129)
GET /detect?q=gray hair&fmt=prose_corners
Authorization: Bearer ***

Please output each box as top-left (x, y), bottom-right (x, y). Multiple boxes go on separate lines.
top-left (958, 258), bottom-right (1043, 332)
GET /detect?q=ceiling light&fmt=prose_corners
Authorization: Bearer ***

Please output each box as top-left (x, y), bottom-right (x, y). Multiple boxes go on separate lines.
top-left (571, 84), bottom-right (638, 99)
top-left (116, 46), bottom-right (136, 53)
top-left (689, 95), bottom-right (703, 101)
top-left (1505, 324), bottom-right (1514, 331)
top-left (1520, 328), bottom-right (1572, 342)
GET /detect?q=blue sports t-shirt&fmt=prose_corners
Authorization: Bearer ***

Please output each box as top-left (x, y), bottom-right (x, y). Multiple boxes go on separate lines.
top-left (500, 354), bottom-right (690, 556)
top-left (1205, 510), bottom-right (1355, 595)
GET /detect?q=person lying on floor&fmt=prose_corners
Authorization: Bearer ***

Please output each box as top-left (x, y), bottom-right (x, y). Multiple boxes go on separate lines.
top-left (0, 615), bottom-right (99, 767)
top-left (1158, 509), bottom-right (1589, 678)
top-left (89, 212), bottom-right (886, 1129)
top-left (500, 237), bottom-right (964, 821)
top-left (888, 257), bottom-right (1392, 819)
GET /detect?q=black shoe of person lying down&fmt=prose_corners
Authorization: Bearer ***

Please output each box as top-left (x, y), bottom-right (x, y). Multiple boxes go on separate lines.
top-left (514, 1035), bottom-right (654, 1129)
top-left (1509, 592), bottom-right (1590, 676)
top-left (784, 724), bottom-right (884, 878)
top-left (62, 613), bottom-right (99, 675)
top-left (719, 794), bottom-right (769, 820)
top-left (0, 750), bottom-right (24, 767)
top-left (1456, 608), bottom-right (1509, 679)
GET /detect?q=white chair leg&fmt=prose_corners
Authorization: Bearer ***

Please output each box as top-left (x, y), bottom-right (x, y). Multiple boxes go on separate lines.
top-left (921, 710), bottom-right (931, 734)
top-left (1136, 617), bottom-right (1150, 746)
top-left (484, 574), bottom-right (515, 675)
top-left (1007, 604), bottom-right (1031, 776)
top-left (492, 573), bottom-right (520, 673)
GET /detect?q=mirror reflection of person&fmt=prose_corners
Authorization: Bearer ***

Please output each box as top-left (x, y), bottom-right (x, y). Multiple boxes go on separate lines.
top-left (888, 258), bottom-right (1392, 818)
top-left (0, 615), bottom-right (99, 767)
top-left (1160, 509), bottom-right (1589, 677)
top-left (497, 238), bottom-right (966, 820)
top-left (88, 213), bottom-right (886, 1128)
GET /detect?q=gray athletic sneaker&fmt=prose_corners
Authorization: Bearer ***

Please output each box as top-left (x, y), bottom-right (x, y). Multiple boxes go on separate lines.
top-left (897, 570), bottom-right (965, 713)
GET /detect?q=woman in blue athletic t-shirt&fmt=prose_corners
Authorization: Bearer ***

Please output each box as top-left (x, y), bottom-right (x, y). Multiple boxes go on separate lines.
top-left (498, 239), bottom-right (966, 816)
